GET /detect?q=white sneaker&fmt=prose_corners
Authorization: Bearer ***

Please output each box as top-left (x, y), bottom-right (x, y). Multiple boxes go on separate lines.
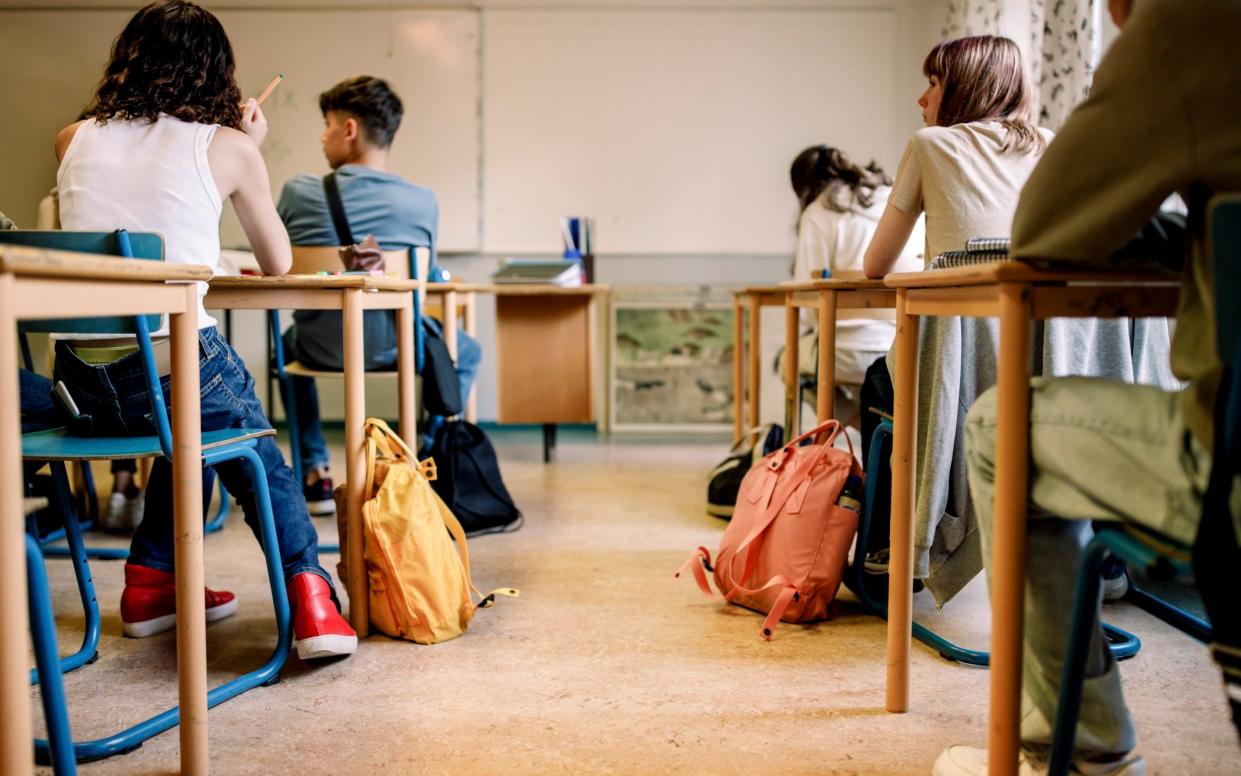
top-left (102, 491), bottom-right (144, 533)
top-left (932, 745), bottom-right (1145, 776)
top-left (1102, 570), bottom-right (1130, 602)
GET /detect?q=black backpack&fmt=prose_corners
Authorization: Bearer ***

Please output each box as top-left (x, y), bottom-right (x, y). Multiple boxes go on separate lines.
top-left (706, 425), bottom-right (784, 519)
top-left (421, 420), bottom-right (522, 536)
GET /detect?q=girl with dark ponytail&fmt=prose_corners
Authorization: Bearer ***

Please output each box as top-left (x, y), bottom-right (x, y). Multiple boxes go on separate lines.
top-left (784, 144), bottom-right (923, 438)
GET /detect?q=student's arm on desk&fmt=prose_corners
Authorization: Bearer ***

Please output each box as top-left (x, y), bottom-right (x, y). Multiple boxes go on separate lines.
top-left (863, 204), bottom-right (917, 279)
top-left (209, 102), bottom-right (292, 276)
top-left (1011, 2), bottom-right (1192, 266)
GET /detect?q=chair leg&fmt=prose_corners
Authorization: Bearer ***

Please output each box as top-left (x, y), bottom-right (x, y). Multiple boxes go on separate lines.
top-left (30, 462), bottom-right (101, 686)
top-left (1049, 537), bottom-right (1113, 776)
top-left (1125, 583), bottom-right (1211, 643)
top-left (203, 473), bottom-right (231, 534)
top-left (32, 447), bottom-right (293, 765)
top-left (39, 461), bottom-right (127, 560)
top-left (26, 533), bottom-right (77, 776)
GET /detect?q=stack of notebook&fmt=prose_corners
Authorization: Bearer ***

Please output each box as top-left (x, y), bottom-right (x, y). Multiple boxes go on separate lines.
top-left (930, 237), bottom-right (1011, 269)
top-left (491, 259), bottom-right (583, 287)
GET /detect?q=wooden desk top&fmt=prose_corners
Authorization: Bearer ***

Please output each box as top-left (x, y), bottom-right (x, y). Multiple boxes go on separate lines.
top-left (781, 276), bottom-right (890, 291)
top-left (208, 274), bottom-right (421, 292)
top-left (464, 283), bottom-right (610, 296)
top-left (884, 260), bottom-right (1181, 289)
top-left (0, 244), bottom-right (212, 283)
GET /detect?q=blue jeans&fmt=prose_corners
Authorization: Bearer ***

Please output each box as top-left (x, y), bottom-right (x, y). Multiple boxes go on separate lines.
top-left (283, 319), bottom-right (482, 472)
top-left (20, 368), bottom-right (58, 434)
top-left (53, 327), bottom-right (333, 591)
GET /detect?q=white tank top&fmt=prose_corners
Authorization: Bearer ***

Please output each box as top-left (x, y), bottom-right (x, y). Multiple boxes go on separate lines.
top-left (58, 116), bottom-right (222, 330)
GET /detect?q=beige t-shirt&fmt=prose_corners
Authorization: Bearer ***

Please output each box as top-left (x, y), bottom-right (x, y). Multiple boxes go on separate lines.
top-left (889, 121), bottom-right (1055, 260)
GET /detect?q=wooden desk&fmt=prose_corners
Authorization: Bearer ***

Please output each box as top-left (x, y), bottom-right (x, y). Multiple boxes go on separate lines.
top-left (883, 262), bottom-right (1179, 776)
top-left (781, 277), bottom-right (896, 437)
top-left (205, 274), bottom-right (421, 637)
top-left (470, 284), bottom-right (609, 460)
top-left (0, 245), bottom-right (211, 775)
top-left (424, 281), bottom-right (481, 423)
top-left (731, 286), bottom-right (786, 441)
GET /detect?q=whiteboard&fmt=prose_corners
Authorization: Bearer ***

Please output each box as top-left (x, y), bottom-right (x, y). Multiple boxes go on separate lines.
top-left (482, 8), bottom-right (902, 255)
top-left (0, 8), bottom-right (480, 251)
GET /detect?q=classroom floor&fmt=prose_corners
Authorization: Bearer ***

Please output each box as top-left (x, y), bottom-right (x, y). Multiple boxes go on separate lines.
top-left (29, 429), bottom-right (1241, 775)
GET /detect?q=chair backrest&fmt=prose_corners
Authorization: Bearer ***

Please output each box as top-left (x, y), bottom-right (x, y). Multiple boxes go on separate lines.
top-left (0, 229), bottom-right (174, 457)
top-left (289, 245), bottom-right (430, 283)
top-left (0, 230), bottom-right (165, 334)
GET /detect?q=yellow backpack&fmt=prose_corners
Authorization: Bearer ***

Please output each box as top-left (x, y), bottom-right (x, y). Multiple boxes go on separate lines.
top-left (336, 419), bottom-right (517, 644)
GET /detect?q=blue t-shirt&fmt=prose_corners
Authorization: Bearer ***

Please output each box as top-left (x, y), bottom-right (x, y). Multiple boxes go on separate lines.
top-left (277, 165), bottom-right (438, 369)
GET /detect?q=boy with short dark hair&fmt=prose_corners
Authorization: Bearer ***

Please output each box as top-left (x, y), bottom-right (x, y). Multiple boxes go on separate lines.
top-left (278, 75), bottom-right (481, 514)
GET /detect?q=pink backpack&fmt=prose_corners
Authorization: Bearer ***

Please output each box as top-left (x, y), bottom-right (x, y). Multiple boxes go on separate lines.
top-left (677, 420), bottom-right (862, 639)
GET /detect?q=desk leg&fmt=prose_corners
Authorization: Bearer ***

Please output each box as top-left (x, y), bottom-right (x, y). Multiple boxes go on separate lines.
top-left (342, 289), bottom-right (368, 636)
top-left (397, 298), bottom-right (417, 447)
top-left (733, 295), bottom-right (744, 442)
top-left (171, 287), bottom-right (207, 775)
top-left (817, 291), bottom-right (837, 425)
top-left (464, 292), bottom-right (478, 423)
top-left (0, 276), bottom-right (33, 776)
top-left (784, 293), bottom-right (799, 438)
top-left (747, 293), bottom-right (761, 431)
top-left (988, 284), bottom-right (1033, 776)
top-left (887, 290), bottom-right (918, 714)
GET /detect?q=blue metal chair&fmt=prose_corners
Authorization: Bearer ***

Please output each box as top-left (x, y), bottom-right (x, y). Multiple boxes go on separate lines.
top-left (25, 502), bottom-right (76, 775)
top-left (1048, 195), bottom-right (1239, 775)
top-left (844, 419), bottom-right (1141, 667)
top-left (6, 230), bottom-right (292, 766)
top-left (265, 245), bottom-right (430, 552)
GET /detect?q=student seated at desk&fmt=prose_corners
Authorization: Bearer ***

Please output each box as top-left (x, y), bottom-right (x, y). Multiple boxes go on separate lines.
top-left (935, 0), bottom-right (1241, 773)
top-left (861, 34), bottom-right (1178, 606)
top-left (276, 75), bottom-right (482, 515)
top-left (5, 201), bottom-right (146, 530)
top-left (786, 145), bottom-right (923, 434)
top-left (50, 0), bottom-right (355, 660)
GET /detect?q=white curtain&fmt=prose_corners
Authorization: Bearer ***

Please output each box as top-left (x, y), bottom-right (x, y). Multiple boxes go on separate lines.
top-left (941, 0), bottom-right (1103, 131)
top-left (942, 0), bottom-right (1002, 37)
top-left (1028, 0), bottom-right (1103, 130)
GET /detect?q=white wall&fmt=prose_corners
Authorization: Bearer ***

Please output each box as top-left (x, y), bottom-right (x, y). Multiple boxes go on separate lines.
top-left (1, 0), bottom-right (947, 426)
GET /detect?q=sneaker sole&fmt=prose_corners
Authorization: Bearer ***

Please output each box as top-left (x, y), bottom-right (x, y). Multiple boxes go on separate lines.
top-left (295, 633), bottom-right (358, 660)
top-left (122, 598), bottom-right (239, 638)
top-left (306, 499), bottom-right (336, 517)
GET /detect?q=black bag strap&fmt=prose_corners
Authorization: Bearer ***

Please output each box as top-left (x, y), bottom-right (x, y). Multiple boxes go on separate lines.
top-left (322, 172), bottom-right (356, 246)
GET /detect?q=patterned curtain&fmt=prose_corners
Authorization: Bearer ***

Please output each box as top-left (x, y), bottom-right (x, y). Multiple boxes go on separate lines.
top-left (1029, 0), bottom-right (1102, 129)
top-left (942, 0), bottom-right (1002, 37)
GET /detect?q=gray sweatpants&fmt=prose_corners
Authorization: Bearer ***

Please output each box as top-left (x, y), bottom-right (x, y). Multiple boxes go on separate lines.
top-left (965, 376), bottom-right (1209, 755)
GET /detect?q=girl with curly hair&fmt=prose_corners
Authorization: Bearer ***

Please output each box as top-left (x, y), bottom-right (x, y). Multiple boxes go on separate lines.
top-left (53, 0), bottom-right (357, 661)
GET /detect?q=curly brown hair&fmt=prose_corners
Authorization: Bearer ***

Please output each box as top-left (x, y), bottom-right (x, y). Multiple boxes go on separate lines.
top-left (85, 0), bottom-right (242, 130)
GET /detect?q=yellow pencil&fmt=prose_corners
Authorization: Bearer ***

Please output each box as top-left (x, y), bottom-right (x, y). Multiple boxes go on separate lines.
top-left (255, 74), bottom-right (283, 106)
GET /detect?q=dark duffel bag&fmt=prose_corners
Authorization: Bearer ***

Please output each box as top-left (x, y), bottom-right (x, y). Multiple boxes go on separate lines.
top-left (706, 424), bottom-right (784, 520)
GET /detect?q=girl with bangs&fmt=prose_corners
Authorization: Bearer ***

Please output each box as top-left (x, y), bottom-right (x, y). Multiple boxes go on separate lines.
top-left (860, 36), bottom-right (1177, 607)
top-left (51, 0), bottom-right (357, 661)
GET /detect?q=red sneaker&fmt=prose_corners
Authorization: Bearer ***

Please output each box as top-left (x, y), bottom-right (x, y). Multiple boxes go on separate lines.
top-left (289, 572), bottom-right (357, 660)
top-left (120, 563), bottom-right (238, 638)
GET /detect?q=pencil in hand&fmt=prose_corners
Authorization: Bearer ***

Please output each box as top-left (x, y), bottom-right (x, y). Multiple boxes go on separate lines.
top-left (255, 74), bottom-right (283, 106)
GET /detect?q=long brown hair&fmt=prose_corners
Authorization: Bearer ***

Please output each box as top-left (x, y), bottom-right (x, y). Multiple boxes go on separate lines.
top-left (84, 1), bottom-right (243, 130)
top-left (790, 145), bottom-right (891, 214)
top-left (923, 35), bottom-right (1044, 154)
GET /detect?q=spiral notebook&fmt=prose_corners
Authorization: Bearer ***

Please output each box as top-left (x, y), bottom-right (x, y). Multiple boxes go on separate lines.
top-left (929, 237), bottom-right (1011, 269)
